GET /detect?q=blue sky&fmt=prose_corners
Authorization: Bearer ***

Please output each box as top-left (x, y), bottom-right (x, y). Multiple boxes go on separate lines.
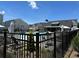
top-left (0, 1), bottom-right (79, 24)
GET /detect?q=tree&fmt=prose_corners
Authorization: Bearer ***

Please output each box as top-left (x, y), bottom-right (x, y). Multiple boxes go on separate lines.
top-left (77, 23), bottom-right (79, 28)
top-left (45, 19), bottom-right (48, 22)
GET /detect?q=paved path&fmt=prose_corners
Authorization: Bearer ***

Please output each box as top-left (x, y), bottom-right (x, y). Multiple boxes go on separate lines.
top-left (70, 49), bottom-right (79, 58)
top-left (64, 45), bottom-right (79, 58)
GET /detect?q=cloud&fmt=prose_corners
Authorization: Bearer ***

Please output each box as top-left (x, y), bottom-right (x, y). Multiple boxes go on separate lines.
top-left (27, 1), bottom-right (39, 9)
top-left (0, 10), bottom-right (5, 15)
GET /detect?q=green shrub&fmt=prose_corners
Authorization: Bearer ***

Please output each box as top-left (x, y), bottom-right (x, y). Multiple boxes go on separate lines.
top-left (72, 33), bottom-right (79, 52)
top-left (3, 28), bottom-right (8, 32)
top-left (14, 28), bottom-right (20, 32)
top-left (27, 34), bottom-right (35, 52)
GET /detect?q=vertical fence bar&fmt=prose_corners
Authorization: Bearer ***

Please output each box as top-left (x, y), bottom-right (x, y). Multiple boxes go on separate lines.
top-left (17, 43), bottom-right (18, 57)
top-left (67, 30), bottom-right (69, 47)
top-left (36, 33), bottom-right (39, 58)
top-left (27, 35), bottom-right (28, 58)
top-left (66, 32), bottom-right (68, 50)
top-left (32, 36), bottom-right (35, 58)
top-left (18, 34), bottom-right (20, 58)
top-left (54, 32), bottom-right (56, 58)
top-left (68, 31), bottom-right (70, 47)
top-left (40, 36), bottom-right (41, 58)
top-left (24, 35), bottom-right (26, 58)
top-left (29, 34), bottom-right (31, 58)
top-left (22, 33), bottom-right (23, 57)
top-left (3, 31), bottom-right (7, 58)
top-left (62, 32), bottom-right (64, 57)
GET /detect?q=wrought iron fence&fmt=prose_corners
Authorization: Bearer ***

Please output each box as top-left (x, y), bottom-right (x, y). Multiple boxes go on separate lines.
top-left (0, 30), bottom-right (78, 58)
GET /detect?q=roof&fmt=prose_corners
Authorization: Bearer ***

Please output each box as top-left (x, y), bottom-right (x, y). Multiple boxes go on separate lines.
top-left (0, 25), bottom-right (5, 27)
top-left (51, 22), bottom-right (60, 25)
top-left (45, 25), bottom-right (70, 29)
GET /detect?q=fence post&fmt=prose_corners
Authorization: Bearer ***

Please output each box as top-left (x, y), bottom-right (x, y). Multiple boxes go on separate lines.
top-left (66, 32), bottom-right (68, 50)
top-left (68, 31), bottom-right (70, 46)
top-left (54, 32), bottom-right (56, 58)
top-left (36, 33), bottom-right (39, 58)
top-left (3, 31), bottom-right (7, 58)
top-left (62, 32), bottom-right (64, 57)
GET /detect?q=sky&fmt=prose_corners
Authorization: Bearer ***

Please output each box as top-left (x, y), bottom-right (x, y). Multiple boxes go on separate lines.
top-left (0, 1), bottom-right (79, 24)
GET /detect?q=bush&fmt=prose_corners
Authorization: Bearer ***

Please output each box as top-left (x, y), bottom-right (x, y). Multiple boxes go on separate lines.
top-left (3, 28), bottom-right (8, 32)
top-left (72, 32), bottom-right (79, 52)
top-left (27, 34), bottom-right (35, 52)
top-left (14, 29), bottom-right (20, 32)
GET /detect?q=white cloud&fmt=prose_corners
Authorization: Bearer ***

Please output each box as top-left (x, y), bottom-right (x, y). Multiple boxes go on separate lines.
top-left (0, 10), bottom-right (5, 15)
top-left (27, 1), bottom-right (39, 9)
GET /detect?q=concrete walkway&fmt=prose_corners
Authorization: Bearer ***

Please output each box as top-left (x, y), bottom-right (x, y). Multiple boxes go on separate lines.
top-left (70, 49), bottom-right (79, 58)
top-left (64, 46), bottom-right (79, 58)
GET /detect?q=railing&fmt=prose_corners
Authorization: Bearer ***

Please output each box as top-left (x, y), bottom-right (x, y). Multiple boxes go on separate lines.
top-left (0, 30), bottom-right (78, 58)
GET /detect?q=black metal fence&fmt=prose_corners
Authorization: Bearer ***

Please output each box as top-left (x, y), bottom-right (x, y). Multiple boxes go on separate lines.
top-left (0, 30), bottom-right (78, 58)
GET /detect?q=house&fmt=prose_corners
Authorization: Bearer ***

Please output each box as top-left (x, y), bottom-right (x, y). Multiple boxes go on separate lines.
top-left (45, 19), bottom-right (78, 32)
top-left (30, 19), bottom-right (78, 32)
